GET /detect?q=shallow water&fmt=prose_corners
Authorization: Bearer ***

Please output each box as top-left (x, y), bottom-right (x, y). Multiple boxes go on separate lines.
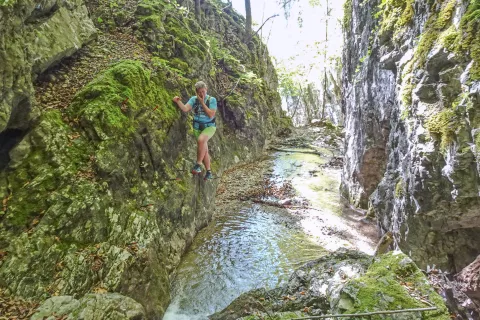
top-left (164, 151), bottom-right (377, 319)
top-left (164, 205), bottom-right (325, 320)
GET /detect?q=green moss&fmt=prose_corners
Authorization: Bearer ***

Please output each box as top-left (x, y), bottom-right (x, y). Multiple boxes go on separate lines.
top-left (398, 0), bottom-right (415, 26)
top-left (340, 252), bottom-right (449, 319)
top-left (475, 132), bottom-right (480, 153)
top-left (436, 1), bottom-right (480, 81)
top-left (376, 0), bottom-right (415, 40)
top-left (399, 0), bottom-right (457, 109)
top-left (414, 0), bottom-right (456, 65)
top-left (455, 0), bottom-right (480, 80)
top-left (343, 0), bottom-right (353, 31)
top-left (395, 178), bottom-right (405, 197)
top-left (68, 60), bottom-right (179, 142)
top-left (439, 25), bottom-right (459, 50)
top-left (426, 109), bottom-right (457, 151)
top-left (170, 58), bottom-right (189, 73)
top-left (4, 110), bottom-right (95, 228)
top-left (400, 73), bottom-right (414, 108)
top-left (241, 312), bottom-right (301, 320)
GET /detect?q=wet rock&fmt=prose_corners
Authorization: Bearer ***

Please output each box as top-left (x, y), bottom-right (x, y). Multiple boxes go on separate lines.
top-left (210, 250), bottom-right (372, 319)
top-left (210, 251), bottom-right (449, 319)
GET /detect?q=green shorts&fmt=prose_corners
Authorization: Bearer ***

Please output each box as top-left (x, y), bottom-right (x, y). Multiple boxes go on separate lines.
top-left (194, 126), bottom-right (216, 140)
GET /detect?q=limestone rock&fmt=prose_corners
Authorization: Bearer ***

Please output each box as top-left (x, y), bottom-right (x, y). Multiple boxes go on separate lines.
top-left (31, 293), bottom-right (146, 320)
top-left (210, 250), bottom-right (372, 319)
top-left (456, 255), bottom-right (480, 304)
top-left (210, 251), bottom-right (449, 319)
top-left (334, 251), bottom-right (449, 319)
top-left (0, 0), bottom-right (96, 132)
top-left (342, 0), bottom-right (480, 271)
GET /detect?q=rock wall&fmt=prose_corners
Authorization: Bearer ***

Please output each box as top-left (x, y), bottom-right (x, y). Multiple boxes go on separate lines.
top-left (0, 0), bottom-right (96, 164)
top-left (342, 0), bottom-right (480, 271)
top-left (0, 0), bottom-right (288, 318)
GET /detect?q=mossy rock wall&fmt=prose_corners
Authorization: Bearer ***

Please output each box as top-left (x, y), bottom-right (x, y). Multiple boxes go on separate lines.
top-left (0, 0), bottom-right (287, 318)
top-left (342, 0), bottom-right (480, 271)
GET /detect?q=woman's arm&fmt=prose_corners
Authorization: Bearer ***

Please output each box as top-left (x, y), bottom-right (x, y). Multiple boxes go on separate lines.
top-left (198, 96), bottom-right (216, 119)
top-left (173, 96), bottom-right (192, 112)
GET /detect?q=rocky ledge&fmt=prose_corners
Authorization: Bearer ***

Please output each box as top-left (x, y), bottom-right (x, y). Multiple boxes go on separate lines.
top-left (210, 250), bottom-right (449, 320)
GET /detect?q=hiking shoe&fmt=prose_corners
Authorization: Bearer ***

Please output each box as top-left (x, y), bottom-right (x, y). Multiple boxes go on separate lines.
top-left (191, 163), bottom-right (202, 175)
top-left (204, 170), bottom-right (213, 181)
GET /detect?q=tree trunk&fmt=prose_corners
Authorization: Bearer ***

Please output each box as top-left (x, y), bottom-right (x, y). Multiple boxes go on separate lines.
top-left (321, 0), bottom-right (329, 119)
top-left (245, 0), bottom-right (252, 42)
top-left (195, 0), bottom-right (201, 22)
top-left (291, 84), bottom-right (303, 120)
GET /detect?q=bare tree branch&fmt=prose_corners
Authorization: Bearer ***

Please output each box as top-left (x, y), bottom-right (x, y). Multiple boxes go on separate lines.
top-left (246, 14), bottom-right (279, 43)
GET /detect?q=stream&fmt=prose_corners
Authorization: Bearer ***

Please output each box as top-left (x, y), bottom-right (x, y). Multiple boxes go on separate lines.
top-left (164, 150), bottom-right (378, 320)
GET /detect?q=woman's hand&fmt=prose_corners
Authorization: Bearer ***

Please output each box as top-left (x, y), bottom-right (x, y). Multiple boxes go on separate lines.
top-left (173, 96), bottom-right (181, 103)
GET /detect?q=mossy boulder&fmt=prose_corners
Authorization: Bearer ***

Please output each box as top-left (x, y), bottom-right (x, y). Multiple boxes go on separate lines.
top-left (211, 251), bottom-right (449, 320)
top-left (335, 251), bottom-right (449, 319)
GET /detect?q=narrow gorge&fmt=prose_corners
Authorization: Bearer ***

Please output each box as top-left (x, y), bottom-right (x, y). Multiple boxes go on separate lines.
top-left (0, 0), bottom-right (479, 319)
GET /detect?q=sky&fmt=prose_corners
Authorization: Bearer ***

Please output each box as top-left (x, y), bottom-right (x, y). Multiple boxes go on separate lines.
top-left (229, 0), bottom-right (345, 84)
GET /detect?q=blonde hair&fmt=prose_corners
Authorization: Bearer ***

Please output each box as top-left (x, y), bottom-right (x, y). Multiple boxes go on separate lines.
top-left (195, 81), bottom-right (207, 90)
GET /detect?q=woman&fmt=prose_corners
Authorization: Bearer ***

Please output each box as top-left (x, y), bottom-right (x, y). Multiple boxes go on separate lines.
top-left (173, 81), bottom-right (217, 180)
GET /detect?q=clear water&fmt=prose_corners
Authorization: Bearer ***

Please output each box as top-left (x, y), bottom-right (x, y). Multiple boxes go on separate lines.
top-left (164, 205), bottom-right (325, 320)
top-left (164, 151), bottom-right (376, 320)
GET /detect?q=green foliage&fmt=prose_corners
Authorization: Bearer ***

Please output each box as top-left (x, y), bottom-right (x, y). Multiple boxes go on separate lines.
top-left (205, 35), bottom-right (244, 75)
top-left (240, 71), bottom-right (263, 87)
top-left (0, 0), bottom-right (16, 7)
